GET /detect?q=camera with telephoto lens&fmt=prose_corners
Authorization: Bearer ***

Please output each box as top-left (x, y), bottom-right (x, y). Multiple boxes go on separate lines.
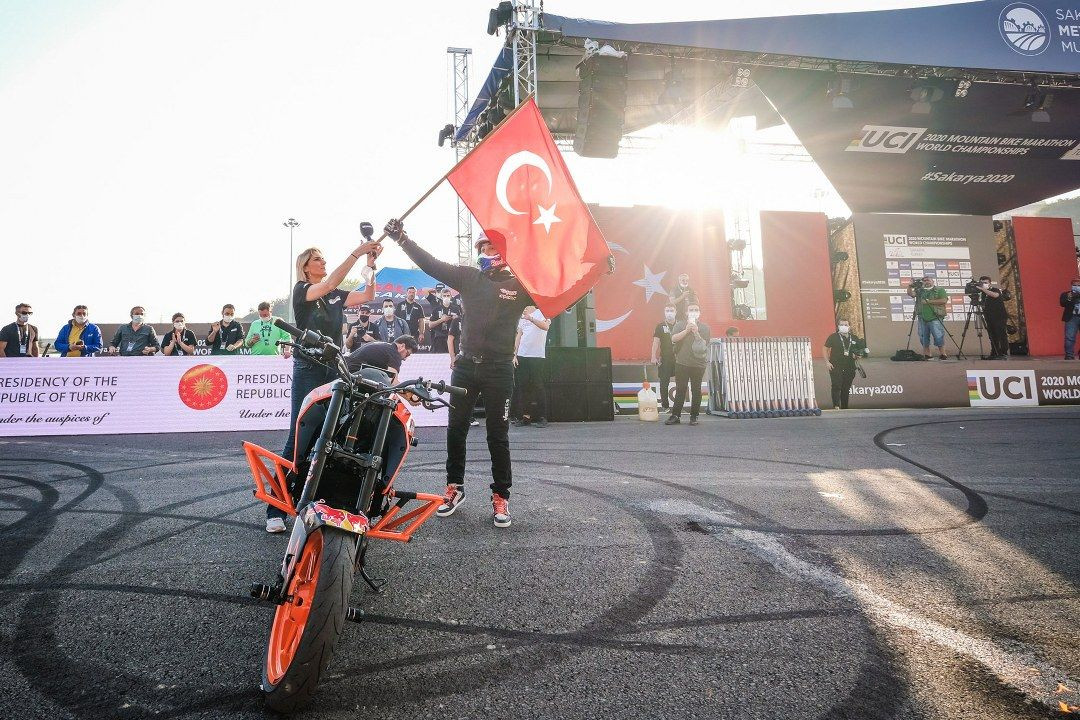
top-left (908, 278), bottom-right (925, 291)
top-left (964, 278), bottom-right (985, 305)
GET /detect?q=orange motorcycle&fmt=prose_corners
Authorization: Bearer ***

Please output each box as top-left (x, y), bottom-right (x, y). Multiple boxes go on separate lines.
top-left (245, 318), bottom-right (461, 712)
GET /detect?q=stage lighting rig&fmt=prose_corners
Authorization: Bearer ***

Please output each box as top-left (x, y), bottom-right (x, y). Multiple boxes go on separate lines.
top-left (730, 273), bottom-right (750, 289)
top-left (733, 304), bottom-right (754, 320)
top-left (487, 1), bottom-right (513, 36)
top-left (727, 238), bottom-right (747, 252)
top-left (955, 79), bottom-right (971, 98)
top-left (732, 66), bottom-right (752, 89)
top-left (437, 123), bottom-right (455, 147)
top-left (1023, 85), bottom-right (1053, 122)
top-left (827, 76), bottom-right (854, 109)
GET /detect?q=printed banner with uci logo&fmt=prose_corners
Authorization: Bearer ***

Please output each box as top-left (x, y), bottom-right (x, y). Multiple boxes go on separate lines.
top-left (0, 355), bottom-right (452, 437)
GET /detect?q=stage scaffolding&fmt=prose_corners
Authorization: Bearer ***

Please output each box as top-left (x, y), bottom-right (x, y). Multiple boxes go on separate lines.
top-left (448, 46), bottom-right (474, 266)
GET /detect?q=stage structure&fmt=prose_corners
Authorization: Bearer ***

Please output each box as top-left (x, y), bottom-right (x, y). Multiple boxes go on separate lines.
top-left (450, 1), bottom-right (1080, 368)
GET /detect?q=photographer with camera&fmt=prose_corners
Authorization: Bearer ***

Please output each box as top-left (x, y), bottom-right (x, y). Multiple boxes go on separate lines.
top-left (969, 276), bottom-right (1010, 360)
top-left (907, 276), bottom-right (949, 360)
top-left (823, 318), bottom-right (868, 410)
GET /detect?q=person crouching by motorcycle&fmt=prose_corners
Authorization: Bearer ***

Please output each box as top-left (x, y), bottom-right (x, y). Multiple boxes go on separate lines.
top-left (344, 335), bottom-right (418, 376)
top-left (264, 240), bottom-right (382, 533)
top-left (383, 219), bottom-right (532, 528)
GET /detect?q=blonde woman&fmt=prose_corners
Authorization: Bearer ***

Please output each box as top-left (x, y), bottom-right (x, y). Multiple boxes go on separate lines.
top-left (266, 238), bottom-right (381, 533)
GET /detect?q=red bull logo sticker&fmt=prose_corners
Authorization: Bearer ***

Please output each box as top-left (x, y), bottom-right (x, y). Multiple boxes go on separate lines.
top-left (305, 502), bottom-right (369, 534)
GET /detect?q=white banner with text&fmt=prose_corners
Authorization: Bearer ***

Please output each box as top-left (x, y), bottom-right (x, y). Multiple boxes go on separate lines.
top-left (0, 355), bottom-right (452, 437)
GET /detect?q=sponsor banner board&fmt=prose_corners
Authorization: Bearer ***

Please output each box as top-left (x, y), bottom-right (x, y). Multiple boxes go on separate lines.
top-left (0, 355), bottom-right (452, 437)
top-left (852, 213), bottom-right (998, 358)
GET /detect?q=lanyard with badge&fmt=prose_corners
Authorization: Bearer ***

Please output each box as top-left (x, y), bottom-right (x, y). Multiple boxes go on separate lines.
top-left (839, 333), bottom-right (854, 357)
top-left (18, 325), bottom-right (28, 355)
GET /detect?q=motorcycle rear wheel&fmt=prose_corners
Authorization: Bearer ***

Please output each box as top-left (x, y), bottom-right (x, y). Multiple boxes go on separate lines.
top-left (262, 527), bottom-right (357, 713)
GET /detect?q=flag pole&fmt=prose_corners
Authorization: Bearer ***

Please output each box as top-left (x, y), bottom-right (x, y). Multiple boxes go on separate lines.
top-left (374, 96), bottom-right (536, 243)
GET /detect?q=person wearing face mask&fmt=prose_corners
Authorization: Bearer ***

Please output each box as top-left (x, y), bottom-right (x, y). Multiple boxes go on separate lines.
top-left (344, 306), bottom-right (375, 351)
top-left (246, 301), bottom-right (293, 357)
top-left (427, 289), bottom-right (459, 354)
top-left (110, 306), bottom-right (160, 356)
top-left (824, 319), bottom-right (868, 410)
top-left (54, 305), bottom-right (102, 358)
top-left (1061, 277), bottom-right (1080, 360)
top-left (670, 273), bottom-right (697, 321)
top-left (650, 303), bottom-right (679, 411)
top-left (0, 303), bottom-right (40, 358)
top-left (206, 304), bottom-right (245, 355)
top-left (160, 313), bottom-right (198, 356)
top-left (373, 299), bottom-right (409, 343)
top-left (665, 303), bottom-right (711, 426)
top-left (396, 286), bottom-right (427, 346)
top-left (384, 218), bottom-right (534, 528)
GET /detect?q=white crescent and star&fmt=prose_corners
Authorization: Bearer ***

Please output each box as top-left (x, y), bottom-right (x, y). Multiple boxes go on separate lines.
top-left (495, 151), bottom-right (561, 233)
top-left (596, 247), bottom-right (669, 331)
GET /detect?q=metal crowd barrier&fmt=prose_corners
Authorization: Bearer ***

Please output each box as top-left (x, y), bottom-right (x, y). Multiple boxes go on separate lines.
top-left (707, 337), bottom-right (820, 419)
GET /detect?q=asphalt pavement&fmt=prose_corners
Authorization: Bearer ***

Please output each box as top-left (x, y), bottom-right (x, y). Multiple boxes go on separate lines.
top-left (0, 407), bottom-right (1078, 719)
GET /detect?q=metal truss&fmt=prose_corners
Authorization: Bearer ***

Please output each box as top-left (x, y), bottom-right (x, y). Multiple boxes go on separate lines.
top-left (448, 47), bottom-right (475, 266)
top-left (510, 0), bottom-right (541, 105)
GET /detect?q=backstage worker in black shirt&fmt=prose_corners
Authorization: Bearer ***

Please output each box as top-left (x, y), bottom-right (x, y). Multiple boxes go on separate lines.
top-left (975, 275), bottom-right (1010, 359)
top-left (345, 336), bottom-right (418, 375)
top-left (823, 319), bottom-right (868, 410)
top-left (384, 218), bottom-right (531, 528)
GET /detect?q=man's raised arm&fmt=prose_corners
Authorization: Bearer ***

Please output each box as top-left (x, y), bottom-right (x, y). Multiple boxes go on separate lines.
top-left (384, 219), bottom-right (475, 291)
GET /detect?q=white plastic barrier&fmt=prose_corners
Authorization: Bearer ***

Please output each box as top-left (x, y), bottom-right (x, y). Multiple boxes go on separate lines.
top-left (707, 337), bottom-right (820, 418)
top-left (0, 355), bottom-right (452, 437)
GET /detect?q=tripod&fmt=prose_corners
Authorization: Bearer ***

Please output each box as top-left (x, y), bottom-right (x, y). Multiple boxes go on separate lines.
top-left (906, 291), bottom-right (966, 360)
top-left (958, 302), bottom-right (988, 360)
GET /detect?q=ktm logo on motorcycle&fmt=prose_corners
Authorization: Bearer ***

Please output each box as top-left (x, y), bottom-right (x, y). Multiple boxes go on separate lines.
top-left (178, 364), bottom-right (229, 410)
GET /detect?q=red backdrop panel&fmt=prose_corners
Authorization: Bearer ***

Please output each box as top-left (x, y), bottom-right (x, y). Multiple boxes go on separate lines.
top-left (591, 207), bottom-right (834, 361)
top-left (591, 206), bottom-right (729, 362)
top-left (1012, 215), bottom-right (1078, 358)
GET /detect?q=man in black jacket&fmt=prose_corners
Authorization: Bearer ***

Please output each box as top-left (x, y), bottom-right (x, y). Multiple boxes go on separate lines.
top-left (384, 219), bottom-right (531, 528)
top-left (1062, 276), bottom-right (1080, 360)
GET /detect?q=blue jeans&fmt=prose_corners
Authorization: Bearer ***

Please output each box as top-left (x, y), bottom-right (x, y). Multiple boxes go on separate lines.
top-left (917, 317), bottom-right (945, 350)
top-left (268, 357), bottom-right (335, 520)
top-left (1066, 316), bottom-right (1080, 358)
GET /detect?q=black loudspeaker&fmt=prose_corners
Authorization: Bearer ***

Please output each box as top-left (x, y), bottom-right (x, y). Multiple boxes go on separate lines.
top-left (545, 381), bottom-right (614, 422)
top-left (546, 347), bottom-right (612, 383)
top-left (585, 346), bottom-right (612, 383)
top-left (573, 54), bottom-right (628, 159)
top-left (548, 292), bottom-right (596, 348)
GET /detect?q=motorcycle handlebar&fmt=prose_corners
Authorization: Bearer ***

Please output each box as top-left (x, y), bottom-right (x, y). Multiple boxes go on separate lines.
top-left (431, 380), bottom-right (468, 398)
top-left (273, 317), bottom-right (331, 349)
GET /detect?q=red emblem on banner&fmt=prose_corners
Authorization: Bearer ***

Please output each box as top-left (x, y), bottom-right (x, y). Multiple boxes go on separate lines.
top-left (178, 364), bottom-right (228, 410)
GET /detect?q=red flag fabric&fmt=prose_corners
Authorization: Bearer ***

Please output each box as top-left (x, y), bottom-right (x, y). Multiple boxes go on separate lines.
top-left (446, 98), bottom-right (611, 318)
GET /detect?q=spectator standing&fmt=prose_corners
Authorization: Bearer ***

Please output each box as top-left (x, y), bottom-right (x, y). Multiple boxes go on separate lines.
top-left (670, 273), bottom-right (697, 321)
top-left (512, 305), bottom-right (551, 427)
top-left (372, 299), bottom-right (409, 342)
top-left (246, 302), bottom-right (293, 357)
top-left (207, 304), bottom-right (245, 355)
top-left (161, 313), bottom-right (198, 356)
top-left (908, 276), bottom-right (949, 360)
top-left (344, 306), bottom-right (374, 351)
top-left (110, 306), bottom-right (159, 356)
top-left (650, 303), bottom-right (678, 411)
top-left (447, 308), bottom-right (463, 366)
top-left (0, 303), bottom-right (40, 358)
top-left (54, 305), bottom-right (102, 357)
top-left (427, 288), bottom-right (459, 354)
top-left (1061, 277), bottom-right (1080, 360)
top-left (665, 303), bottom-right (711, 426)
top-left (396, 287), bottom-right (427, 346)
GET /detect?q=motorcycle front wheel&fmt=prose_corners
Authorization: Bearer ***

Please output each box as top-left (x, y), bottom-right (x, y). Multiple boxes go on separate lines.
top-left (261, 527), bottom-right (357, 713)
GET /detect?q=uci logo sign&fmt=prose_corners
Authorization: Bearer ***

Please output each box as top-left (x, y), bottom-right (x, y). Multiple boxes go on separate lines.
top-left (845, 126), bottom-right (927, 154)
top-left (967, 370), bottom-right (1038, 407)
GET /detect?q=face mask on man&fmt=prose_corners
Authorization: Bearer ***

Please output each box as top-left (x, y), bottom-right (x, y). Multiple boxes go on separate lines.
top-left (441, 297), bottom-right (452, 307)
top-left (18, 313), bottom-right (31, 323)
top-left (383, 307), bottom-right (394, 318)
top-left (1072, 284), bottom-right (1080, 294)
top-left (838, 324), bottom-right (850, 334)
top-left (222, 314), bottom-right (234, 323)
top-left (664, 311), bottom-right (676, 322)
top-left (131, 314), bottom-right (144, 324)
top-left (680, 279), bottom-right (689, 288)
top-left (174, 321), bottom-right (185, 330)
top-left (74, 314), bottom-right (88, 325)
top-left (687, 311), bottom-right (700, 323)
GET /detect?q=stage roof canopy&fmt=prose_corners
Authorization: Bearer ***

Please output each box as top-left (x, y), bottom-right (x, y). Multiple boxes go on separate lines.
top-left (457, 1), bottom-right (1080, 214)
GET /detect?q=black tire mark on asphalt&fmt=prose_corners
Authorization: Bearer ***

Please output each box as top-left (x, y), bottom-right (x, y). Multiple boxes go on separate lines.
top-left (0, 475), bottom-right (62, 582)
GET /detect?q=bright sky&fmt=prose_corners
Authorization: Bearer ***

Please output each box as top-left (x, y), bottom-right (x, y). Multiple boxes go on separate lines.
top-left (2, 0), bottom-right (980, 333)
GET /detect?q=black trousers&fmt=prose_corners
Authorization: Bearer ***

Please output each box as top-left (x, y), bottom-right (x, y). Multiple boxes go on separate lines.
top-left (658, 360), bottom-right (674, 409)
top-left (430, 335), bottom-right (448, 354)
top-left (830, 364), bottom-right (857, 409)
top-left (671, 362), bottom-right (706, 419)
top-left (446, 358), bottom-right (515, 498)
top-left (985, 312), bottom-right (1009, 357)
top-left (516, 356), bottom-right (548, 419)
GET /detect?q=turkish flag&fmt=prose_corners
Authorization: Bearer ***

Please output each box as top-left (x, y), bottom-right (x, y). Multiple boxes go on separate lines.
top-left (447, 98), bottom-right (611, 317)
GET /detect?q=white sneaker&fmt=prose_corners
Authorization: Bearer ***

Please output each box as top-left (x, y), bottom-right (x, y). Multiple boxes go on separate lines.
top-left (265, 517), bottom-right (287, 533)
